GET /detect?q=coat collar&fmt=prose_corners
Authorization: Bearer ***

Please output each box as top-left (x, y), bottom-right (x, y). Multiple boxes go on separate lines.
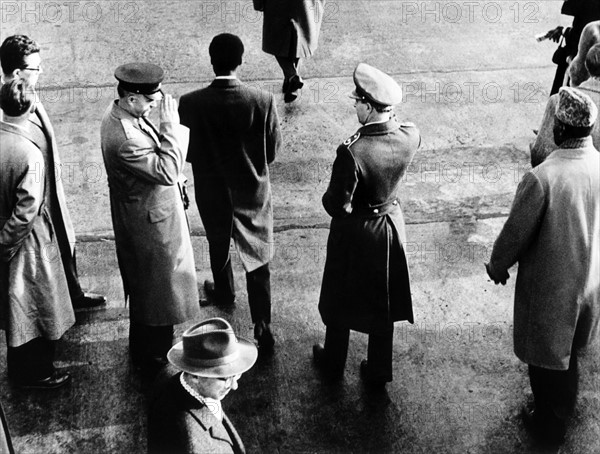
top-left (109, 99), bottom-right (140, 122)
top-left (548, 136), bottom-right (596, 160)
top-left (209, 78), bottom-right (242, 89)
top-left (357, 118), bottom-right (400, 136)
top-left (578, 77), bottom-right (600, 95)
top-left (0, 120), bottom-right (40, 149)
top-left (174, 374), bottom-right (235, 447)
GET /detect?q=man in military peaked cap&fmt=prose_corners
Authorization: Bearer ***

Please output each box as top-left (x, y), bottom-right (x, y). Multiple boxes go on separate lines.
top-left (313, 63), bottom-right (421, 387)
top-left (487, 87), bottom-right (599, 444)
top-left (100, 62), bottom-right (199, 377)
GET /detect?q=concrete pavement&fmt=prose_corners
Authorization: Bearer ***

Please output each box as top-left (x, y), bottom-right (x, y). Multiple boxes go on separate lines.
top-left (1, 1), bottom-right (598, 453)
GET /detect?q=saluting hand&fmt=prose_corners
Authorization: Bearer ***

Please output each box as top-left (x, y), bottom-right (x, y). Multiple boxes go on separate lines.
top-left (160, 93), bottom-right (180, 124)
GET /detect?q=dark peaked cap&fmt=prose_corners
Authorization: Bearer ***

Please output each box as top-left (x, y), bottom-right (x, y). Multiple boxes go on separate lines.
top-left (351, 63), bottom-right (403, 106)
top-left (115, 62), bottom-right (164, 98)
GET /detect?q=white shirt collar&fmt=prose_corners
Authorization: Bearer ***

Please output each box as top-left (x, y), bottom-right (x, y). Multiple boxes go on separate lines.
top-left (179, 373), bottom-right (223, 422)
top-left (215, 75), bottom-right (237, 80)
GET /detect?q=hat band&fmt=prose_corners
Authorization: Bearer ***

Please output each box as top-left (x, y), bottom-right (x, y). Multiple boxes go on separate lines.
top-left (184, 349), bottom-right (240, 368)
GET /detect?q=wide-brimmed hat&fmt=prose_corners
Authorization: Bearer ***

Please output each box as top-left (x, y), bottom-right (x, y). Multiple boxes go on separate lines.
top-left (167, 318), bottom-right (258, 378)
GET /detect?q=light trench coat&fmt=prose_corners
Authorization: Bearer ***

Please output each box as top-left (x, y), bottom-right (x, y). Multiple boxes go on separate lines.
top-left (0, 120), bottom-right (74, 347)
top-left (490, 137), bottom-right (600, 370)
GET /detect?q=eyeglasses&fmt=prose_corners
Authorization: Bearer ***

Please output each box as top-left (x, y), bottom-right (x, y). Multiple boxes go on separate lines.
top-left (21, 66), bottom-right (42, 72)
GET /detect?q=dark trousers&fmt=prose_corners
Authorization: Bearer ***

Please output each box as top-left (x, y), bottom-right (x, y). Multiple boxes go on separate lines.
top-left (55, 220), bottom-right (84, 302)
top-left (529, 356), bottom-right (578, 424)
top-left (7, 337), bottom-right (56, 382)
top-left (129, 322), bottom-right (174, 365)
top-left (551, 62), bottom-right (569, 96)
top-left (208, 237), bottom-right (271, 324)
top-left (324, 325), bottom-right (394, 382)
top-left (275, 56), bottom-right (301, 81)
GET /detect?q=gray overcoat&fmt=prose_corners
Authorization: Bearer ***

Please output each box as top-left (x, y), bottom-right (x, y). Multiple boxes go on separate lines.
top-left (490, 137), bottom-right (600, 370)
top-left (100, 101), bottom-right (199, 326)
top-left (0, 121), bottom-right (74, 346)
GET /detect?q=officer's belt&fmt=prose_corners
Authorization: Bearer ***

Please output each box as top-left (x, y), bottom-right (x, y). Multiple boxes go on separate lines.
top-left (351, 199), bottom-right (399, 218)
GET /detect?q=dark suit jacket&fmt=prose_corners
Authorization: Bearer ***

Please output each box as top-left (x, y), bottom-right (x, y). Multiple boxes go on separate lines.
top-left (179, 78), bottom-right (282, 272)
top-left (319, 118), bottom-right (420, 333)
top-left (148, 373), bottom-right (245, 454)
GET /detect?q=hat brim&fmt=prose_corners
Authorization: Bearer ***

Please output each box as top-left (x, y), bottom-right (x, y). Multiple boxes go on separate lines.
top-left (167, 336), bottom-right (258, 378)
top-left (349, 89), bottom-right (362, 100)
top-left (143, 89), bottom-right (163, 100)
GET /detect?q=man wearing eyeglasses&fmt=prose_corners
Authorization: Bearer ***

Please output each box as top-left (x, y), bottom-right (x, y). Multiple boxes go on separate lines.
top-left (0, 35), bottom-right (106, 310)
top-left (100, 62), bottom-right (199, 377)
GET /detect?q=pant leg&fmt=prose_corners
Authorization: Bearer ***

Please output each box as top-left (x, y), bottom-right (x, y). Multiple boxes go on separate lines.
top-left (324, 326), bottom-right (350, 376)
top-left (129, 322), bottom-right (174, 364)
top-left (208, 237), bottom-right (235, 301)
top-left (61, 246), bottom-right (84, 302)
top-left (275, 56), bottom-right (299, 80)
top-left (367, 327), bottom-right (394, 382)
top-left (7, 337), bottom-right (56, 382)
top-left (551, 62), bottom-right (569, 95)
top-left (528, 359), bottom-right (577, 424)
top-left (246, 263), bottom-right (271, 324)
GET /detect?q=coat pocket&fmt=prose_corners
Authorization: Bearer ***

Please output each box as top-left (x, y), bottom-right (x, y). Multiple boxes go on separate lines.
top-left (148, 199), bottom-right (177, 223)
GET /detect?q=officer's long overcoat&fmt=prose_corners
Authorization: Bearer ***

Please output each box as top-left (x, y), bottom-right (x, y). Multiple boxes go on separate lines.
top-left (0, 121), bottom-right (74, 347)
top-left (262, 0), bottom-right (324, 58)
top-left (319, 119), bottom-right (420, 334)
top-left (490, 138), bottom-right (600, 370)
top-left (100, 101), bottom-right (199, 326)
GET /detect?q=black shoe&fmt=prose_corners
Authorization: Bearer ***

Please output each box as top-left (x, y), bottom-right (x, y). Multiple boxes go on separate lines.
top-left (360, 360), bottom-right (387, 389)
top-left (313, 343), bottom-right (326, 366)
top-left (16, 371), bottom-right (71, 390)
top-left (131, 355), bottom-right (168, 380)
top-left (520, 405), bottom-right (565, 445)
top-left (73, 292), bottom-right (106, 309)
top-left (312, 344), bottom-right (343, 380)
top-left (288, 75), bottom-right (304, 92)
top-left (254, 321), bottom-right (275, 351)
top-left (202, 280), bottom-right (235, 307)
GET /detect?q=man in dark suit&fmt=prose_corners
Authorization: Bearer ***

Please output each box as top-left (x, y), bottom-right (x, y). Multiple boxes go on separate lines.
top-left (179, 33), bottom-right (282, 351)
top-left (0, 35), bottom-right (105, 310)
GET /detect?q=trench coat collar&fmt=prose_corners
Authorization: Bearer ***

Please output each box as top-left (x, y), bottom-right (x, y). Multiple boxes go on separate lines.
top-left (578, 77), bottom-right (600, 95)
top-left (548, 137), bottom-right (596, 160)
top-left (209, 78), bottom-right (242, 89)
top-left (0, 119), bottom-right (39, 149)
top-left (357, 118), bottom-right (400, 136)
top-left (109, 99), bottom-right (140, 122)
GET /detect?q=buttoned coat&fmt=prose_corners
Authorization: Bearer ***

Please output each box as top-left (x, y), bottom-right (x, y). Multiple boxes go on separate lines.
top-left (0, 121), bottom-right (74, 347)
top-left (262, 0), bottom-right (324, 58)
top-left (100, 101), bottom-right (199, 325)
top-left (489, 138), bottom-right (600, 370)
top-left (319, 119), bottom-right (420, 334)
top-left (530, 78), bottom-right (600, 167)
top-left (148, 373), bottom-right (245, 454)
top-left (179, 79), bottom-right (281, 272)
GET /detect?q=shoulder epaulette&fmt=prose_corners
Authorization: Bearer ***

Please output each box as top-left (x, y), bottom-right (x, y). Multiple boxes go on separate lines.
top-left (119, 118), bottom-right (139, 141)
top-left (343, 132), bottom-right (361, 147)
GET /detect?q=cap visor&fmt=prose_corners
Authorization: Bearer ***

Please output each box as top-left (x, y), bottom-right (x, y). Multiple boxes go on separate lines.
top-left (348, 89), bottom-right (362, 100)
top-left (144, 90), bottom-right (163, 100)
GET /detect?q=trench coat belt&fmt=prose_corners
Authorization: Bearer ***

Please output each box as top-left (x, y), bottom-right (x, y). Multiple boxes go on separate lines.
top-left (351, 199), bottom-right (399, 218)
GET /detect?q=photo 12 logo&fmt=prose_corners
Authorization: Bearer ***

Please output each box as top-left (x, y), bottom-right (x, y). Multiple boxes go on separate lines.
top-left (400, 1), bottom-right (540, 24)
top-left (1, 1), bottom-right (141, 24)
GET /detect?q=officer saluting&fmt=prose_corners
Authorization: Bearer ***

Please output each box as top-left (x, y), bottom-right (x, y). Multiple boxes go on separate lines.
top-left (313, 63), bottom-right (421, 387)
top-left (100, 63), bottom-right (199, 377)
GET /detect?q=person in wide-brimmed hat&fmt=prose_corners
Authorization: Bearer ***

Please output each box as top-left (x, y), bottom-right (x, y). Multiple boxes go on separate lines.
top-left (148, 318), bottom-right (257, 454)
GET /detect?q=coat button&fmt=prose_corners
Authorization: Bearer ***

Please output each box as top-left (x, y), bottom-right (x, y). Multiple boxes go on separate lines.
top-left (373, 208), bottom-right (379, 214)
top-left (392, 200), bottom-right (398, 205)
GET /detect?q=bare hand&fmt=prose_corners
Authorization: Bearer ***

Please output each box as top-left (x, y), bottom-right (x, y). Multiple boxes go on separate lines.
top-left (548, 26), bottom-right (564, 43)
top-left (160, 94), bottom-right (180, 124)
top-left (485, 262), bottom-right (509, 285)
